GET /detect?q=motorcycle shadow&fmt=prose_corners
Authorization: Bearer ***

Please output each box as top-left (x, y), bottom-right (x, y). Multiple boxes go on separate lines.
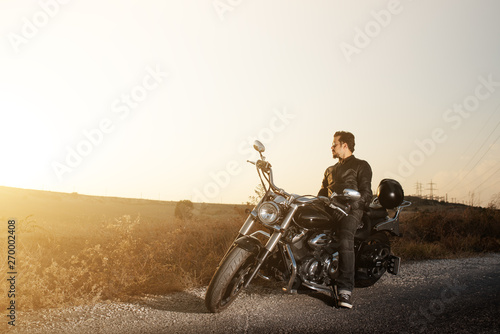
top-left (296, 287), bottom-right (336, 307)
top-left (133, 289), bottom-right (209, 314)
top-left (132, 284), bottom-right (334, 314)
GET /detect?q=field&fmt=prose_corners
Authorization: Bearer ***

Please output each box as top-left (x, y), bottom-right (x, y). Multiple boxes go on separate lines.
top-left (1, 186), bottom-right (499, 311)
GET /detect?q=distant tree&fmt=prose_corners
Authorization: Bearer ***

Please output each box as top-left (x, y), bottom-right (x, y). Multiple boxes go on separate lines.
top-left (488, 192), bottom-right (500, 209)
top-left (247, 184), bottom-right (267, 205)
top-left (175, 200), bottom-right (194, 220)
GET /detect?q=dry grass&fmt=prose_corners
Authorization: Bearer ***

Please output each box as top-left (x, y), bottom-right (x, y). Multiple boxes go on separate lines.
top-left (0, 211), bottom-right (246, 311)
top-left (393, 206), bottom-right (500, 260)
top-left (0, 186), bottom-right (250, 311)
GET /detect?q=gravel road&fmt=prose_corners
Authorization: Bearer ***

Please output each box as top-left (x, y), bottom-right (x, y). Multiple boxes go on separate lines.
top-left (8, 254), bottom-right (500, 334)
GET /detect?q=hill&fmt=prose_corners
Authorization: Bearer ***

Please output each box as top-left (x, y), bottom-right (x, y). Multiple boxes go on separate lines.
top-left (0, 186), bottom-right (245, 232)
top-left (403, 195), bottom-right (469, 210)
top-left (0, 186), bottom-right (249, 311)
top-left (0, 186), bottom-right (474, 223)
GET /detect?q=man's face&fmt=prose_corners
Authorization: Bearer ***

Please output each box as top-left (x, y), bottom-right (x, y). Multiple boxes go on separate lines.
top-left (331, 136), bottom-right (344, 159)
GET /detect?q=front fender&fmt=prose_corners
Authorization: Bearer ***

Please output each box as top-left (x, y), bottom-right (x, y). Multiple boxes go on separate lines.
top-left (234, 235), bottom-right (263, 256)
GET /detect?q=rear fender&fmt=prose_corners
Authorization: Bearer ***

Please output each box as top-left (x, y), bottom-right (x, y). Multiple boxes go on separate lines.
top-left (373, 217), bottom-right (400, 236)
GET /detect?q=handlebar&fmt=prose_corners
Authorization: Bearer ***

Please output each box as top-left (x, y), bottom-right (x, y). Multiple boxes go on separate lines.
top-left (248, 159), bottom-right (290, 197)
top-left (248, 159), bottom-right (354, 213)
top-left (330, 197), bottom-right (351, 213)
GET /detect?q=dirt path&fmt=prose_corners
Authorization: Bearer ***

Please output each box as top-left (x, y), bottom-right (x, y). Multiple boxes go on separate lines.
top-left (8, 254), bottom-right (500, 334)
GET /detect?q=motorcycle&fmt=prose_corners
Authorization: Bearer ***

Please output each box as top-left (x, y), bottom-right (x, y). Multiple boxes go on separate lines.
top-left (205, 140), bottom-right (411, 312)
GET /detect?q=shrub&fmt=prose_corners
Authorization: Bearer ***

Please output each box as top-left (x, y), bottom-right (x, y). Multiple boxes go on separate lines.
top-left (0, 212), bottom-right (243, 311)
top-left (394, 207), bottom-right (500, 260)
top-left (174, 200), bottom-right (194, 220)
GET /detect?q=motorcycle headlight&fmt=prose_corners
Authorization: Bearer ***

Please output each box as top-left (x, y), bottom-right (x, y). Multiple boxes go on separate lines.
top-left (257, 201), bottom-right (281, 224)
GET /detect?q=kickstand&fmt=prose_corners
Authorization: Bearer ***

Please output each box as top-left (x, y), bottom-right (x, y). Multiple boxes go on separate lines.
top-left (332, 284), bottom-right (340, 308)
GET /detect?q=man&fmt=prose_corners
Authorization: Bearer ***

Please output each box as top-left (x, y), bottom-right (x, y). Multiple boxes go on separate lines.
top-left (318, 131), bottom-right (372, 309)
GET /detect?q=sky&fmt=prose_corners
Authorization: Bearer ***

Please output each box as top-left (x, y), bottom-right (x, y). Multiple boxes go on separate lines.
top-left (1, 0), bottom-right (500, 206)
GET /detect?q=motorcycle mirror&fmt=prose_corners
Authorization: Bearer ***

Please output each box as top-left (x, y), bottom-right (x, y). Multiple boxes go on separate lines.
top-left (253, 140), bottom-right (265, 153)
top-left (343, 189), bottom-right (361, 200)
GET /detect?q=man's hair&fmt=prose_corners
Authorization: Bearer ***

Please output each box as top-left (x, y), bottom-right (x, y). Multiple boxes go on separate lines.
top-left (334, 131), bottom-right (355, 153)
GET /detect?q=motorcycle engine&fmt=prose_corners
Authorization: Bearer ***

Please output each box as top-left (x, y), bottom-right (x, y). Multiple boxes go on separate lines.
top-left (290, 231), bottom-right (340, 285)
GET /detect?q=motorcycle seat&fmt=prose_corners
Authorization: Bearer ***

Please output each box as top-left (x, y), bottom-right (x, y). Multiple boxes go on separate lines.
top-left (366, 207), bottom-right (388, 220)
top-left (355, 215), bottom-right (371, 239)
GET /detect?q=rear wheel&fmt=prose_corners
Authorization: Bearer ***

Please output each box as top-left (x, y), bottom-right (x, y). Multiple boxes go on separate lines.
top-left (355, 232), bottom-right (391, 288)
top-left (205, 247), bottom-right (255, 313)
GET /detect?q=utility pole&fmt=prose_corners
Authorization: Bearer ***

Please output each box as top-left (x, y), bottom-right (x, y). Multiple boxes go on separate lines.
top-left (427, 180), bottom-right (437, 201)
top-left (469, 191), bottom-right (475, 207)
top-left (415, 181), bottom-right (424, 197)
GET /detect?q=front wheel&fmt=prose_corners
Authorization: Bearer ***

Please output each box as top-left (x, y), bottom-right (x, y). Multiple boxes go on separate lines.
top-left (205, 247), bottom-right (255, 313)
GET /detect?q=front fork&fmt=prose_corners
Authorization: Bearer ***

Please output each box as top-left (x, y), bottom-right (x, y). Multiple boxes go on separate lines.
top-left (230, 204), bottom-right (299, 289)
top-left (216, 213), bottom-right (261, 267)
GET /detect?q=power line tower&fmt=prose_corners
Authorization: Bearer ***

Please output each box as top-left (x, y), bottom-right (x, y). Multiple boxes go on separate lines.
top-left (414, 181), bottom-right (423, 197)
top-left (469, 191), bottom-right (476, 207)
top-left (427, 180), bottom-right (437, 201)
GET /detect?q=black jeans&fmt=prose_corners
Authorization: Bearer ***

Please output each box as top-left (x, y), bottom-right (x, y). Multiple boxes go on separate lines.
top-left (336, 213), bottom-right (361, 293)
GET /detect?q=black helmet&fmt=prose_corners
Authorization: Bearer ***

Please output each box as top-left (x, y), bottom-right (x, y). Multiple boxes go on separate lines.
top-left (377, 179), bottom-right (404, 209)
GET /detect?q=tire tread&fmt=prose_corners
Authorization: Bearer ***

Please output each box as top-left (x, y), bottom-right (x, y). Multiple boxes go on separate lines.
top-left (205, 247), bottom-right (253, 313)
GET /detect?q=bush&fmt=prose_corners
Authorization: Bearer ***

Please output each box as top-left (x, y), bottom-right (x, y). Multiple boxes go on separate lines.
top-left (174, 200), bottom-right (194, 220)
top-left (0, 212), bottom-right (242, 311)
top-left (393, 207), bottom-right (500, 260)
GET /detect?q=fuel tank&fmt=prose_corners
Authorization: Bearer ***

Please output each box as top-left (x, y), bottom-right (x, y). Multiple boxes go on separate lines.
top-left (293, 200), bottom-right (335, 229)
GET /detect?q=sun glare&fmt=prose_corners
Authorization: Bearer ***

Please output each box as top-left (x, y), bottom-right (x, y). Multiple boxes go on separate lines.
top-left (0, 111), bottom-right (56, 190)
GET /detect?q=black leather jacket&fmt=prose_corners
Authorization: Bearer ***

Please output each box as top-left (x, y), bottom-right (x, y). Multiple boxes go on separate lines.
top-left (318, 155), bottom-right (373, 218)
